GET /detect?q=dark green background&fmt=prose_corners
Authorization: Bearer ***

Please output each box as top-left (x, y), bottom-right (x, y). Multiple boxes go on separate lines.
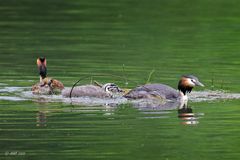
top-left (0, 0), bottom-right (239, 159)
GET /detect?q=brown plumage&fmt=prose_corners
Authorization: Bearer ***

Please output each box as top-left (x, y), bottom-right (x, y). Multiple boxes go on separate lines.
top-left (178, 75), bottom-right (204, 95)
top-left (32, 57), bottom-right (64, 95)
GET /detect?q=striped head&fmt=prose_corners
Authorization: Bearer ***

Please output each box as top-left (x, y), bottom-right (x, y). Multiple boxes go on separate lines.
top-left (37, 57), bottom-right (47, 80)
top-left (178, 75), bottom-right (204, 95)
top-left (102, 83), bottom-right (123, 94)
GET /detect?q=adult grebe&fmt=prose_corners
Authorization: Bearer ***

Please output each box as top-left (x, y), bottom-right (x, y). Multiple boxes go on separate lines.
top-left (62, 83), bottom-right (124, 98)
top-left (32, 57), bottom-right (64, 94)
top-left (124, 75), bottom-right (204, 107)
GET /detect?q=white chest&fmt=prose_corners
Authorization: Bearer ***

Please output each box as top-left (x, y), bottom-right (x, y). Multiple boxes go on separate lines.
top-left (179, 92), bottom-right (188, 108)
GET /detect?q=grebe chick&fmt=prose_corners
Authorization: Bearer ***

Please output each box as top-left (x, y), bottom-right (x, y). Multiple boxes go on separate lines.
top-left (124, 75), bottom-right (204, 106)
top-left (32, 57), bottom-right (64, 94)
top-left (62, 83), bottom-right (123, 98)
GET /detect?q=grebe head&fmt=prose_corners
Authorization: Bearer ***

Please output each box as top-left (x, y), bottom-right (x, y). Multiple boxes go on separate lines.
top-left (102, 83), bottom-right (123, 94)
top-left (37, 57), bottom-right (47, 80)
top-left (178, 75), bottom-right (204, 95)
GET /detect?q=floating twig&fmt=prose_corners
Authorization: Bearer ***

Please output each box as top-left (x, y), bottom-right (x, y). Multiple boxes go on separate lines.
top-left (146, 69), bottom-right (155, 84)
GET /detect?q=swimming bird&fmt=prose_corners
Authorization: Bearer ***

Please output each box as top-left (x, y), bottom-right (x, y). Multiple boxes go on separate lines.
top-left (32, 57), bottom-right (64, 94)
top-left (124, 75), bottom-right (204, 107)
top-left (62, 83), bottom-right (124, 98)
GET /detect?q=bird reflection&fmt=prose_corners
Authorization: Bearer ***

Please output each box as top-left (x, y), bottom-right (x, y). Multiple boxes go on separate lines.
top-left (131, 100), bottom-right (204, 124)
top-left (36, 105), bottom-right (48, 127)
top-left (34, 97), bottom-right (204, 126)
top-left (131, 99), bottom-right (181, 110)
top-left (178, 105), bottom-right (204, 125)
top-left (36, 111), bottom-right (47, 127)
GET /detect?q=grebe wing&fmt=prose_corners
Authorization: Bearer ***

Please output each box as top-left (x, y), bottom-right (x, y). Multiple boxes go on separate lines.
top-left (124, 84), bottom-right (179, 100)
top-left (62, 85), bottom-right (110, 98)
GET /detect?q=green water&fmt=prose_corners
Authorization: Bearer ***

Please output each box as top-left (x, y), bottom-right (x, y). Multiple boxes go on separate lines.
top-left (0, 0), bottom-right (240, 159)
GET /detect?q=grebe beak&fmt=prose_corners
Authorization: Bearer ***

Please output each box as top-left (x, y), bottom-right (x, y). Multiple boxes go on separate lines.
top-left (195, 81), bottom-right (204, 87)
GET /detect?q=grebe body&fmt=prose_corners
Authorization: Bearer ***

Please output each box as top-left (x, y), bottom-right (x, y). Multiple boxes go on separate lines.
top-left (124, 83), bottom-right (179, 100)
top-left (32, 57), bottom-right (64, 94)
top-left (124, 75), bottom-right (204, 106)
top-left (62, 83), bottom-right (123, 98)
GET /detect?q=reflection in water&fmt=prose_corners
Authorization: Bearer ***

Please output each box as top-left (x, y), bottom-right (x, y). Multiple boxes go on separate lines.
top-left (36, 105), bottom-right (48, 127)
top-left (32, 96), bottom-right (205, 128)
top-left (178, 106), bottom-right (204, 125)
top-left (131, 99), bottom-right (181, 110)
top-left (36, 111), bottom-right (47, 127)
top-left (139, 110), bottom-right (171, 119)
top-left (132, 99), bottom-right (180, 119)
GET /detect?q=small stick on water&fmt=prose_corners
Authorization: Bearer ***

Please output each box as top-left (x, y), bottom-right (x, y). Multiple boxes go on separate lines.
top-left (211, 72), bottom-right (214, 90)
top-left (122, 64), bottom-right (129, 86)
top-left (93, 81), bottom-right (103, 87)
top-left (220, 79), bottom-right (224, 90)
top-left (69, 75), bottom-right (91, 98)
top-left (146, 69), bottom-right (155, 84)
top-left (90, 76), bottom-right (93, 84)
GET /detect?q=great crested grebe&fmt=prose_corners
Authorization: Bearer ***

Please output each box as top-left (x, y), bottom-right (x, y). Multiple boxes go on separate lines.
top-left (62, 83), bottom-right (124, 98)
top-left (32, 57), bottom-right (64, 94)
top-left (124, 75), bottom-right (204, 107)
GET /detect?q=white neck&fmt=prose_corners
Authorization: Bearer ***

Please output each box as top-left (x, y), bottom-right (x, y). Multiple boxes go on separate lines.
top-left (40, 76), bottom-right (43, 83)
top-left (179, 91), bottom-right (188, 108)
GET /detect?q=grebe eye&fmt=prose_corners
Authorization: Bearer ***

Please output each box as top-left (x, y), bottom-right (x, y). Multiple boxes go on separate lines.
top-left (191, 79), bottom-right (196, 83)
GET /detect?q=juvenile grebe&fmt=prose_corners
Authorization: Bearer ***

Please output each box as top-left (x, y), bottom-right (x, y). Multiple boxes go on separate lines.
top-left (124, 75), bottom-right (204, 107)
top-left (62, 83), bottom-right (124, 98)
top-left (32, 57), bottom-right (64, 94)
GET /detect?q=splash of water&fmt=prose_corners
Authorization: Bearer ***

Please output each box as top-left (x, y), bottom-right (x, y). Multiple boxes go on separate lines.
top-left (0, 86), bottom-right (240, 107)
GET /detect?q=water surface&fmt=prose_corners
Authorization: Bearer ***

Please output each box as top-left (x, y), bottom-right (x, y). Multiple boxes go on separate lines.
top-left (0, 0), bottom-right (240, 159)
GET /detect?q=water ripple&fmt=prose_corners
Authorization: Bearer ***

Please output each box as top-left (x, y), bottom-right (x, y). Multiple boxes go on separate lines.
top-left (0, 86), bottom-right (240, 107)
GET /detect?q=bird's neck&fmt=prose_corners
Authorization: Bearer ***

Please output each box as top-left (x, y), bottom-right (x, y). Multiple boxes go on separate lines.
top-left (38, 64), bottom-right (47, 83)
top-left (39, 75), bottom-right (47, 83)
top-left (178, 91), bottom-right (188, 109)
top-left (178, 85), bottom-right (193, 95)
top-left (179, 91), bottom-right (188, 99)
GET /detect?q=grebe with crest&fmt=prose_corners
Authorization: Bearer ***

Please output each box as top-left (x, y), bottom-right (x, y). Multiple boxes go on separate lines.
top-left (32, 57), bottom-right (64, 94)
top-left (124, 75), bottom-right (204, 107)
